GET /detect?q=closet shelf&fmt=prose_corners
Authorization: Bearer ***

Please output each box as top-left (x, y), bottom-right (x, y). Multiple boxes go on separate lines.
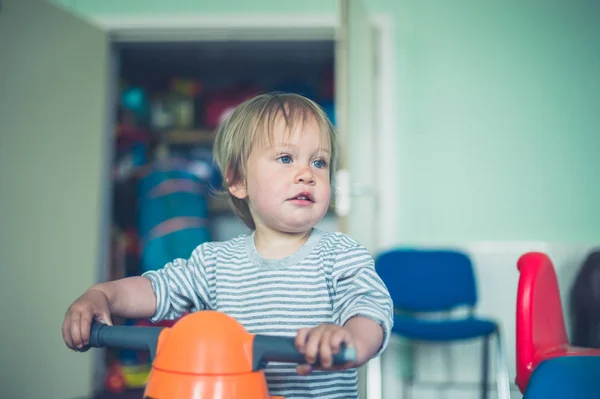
top-left (158, 129), bottom-right (215, 145)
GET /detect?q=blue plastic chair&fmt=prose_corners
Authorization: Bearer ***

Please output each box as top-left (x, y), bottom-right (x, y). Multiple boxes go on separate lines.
top-left (375, 249), bottom-right (511, 399)
top-left (524, 356), bottom-right (600, 398)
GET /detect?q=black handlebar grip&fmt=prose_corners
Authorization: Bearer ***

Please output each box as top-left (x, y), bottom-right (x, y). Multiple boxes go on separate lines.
top-left (84, 321), bottom-right (165, 360)
top-left (252, 335), bottom-right (357, 371)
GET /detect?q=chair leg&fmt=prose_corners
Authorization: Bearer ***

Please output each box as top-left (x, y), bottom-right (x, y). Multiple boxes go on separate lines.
top-left (402, 342), bottom-right (415, 399)
top-left (365, 356), bottom-right (383, 399)
top-left (494, 328), bottom-right (511, 399)
top-left (480, 334), bottom-right (490, 399)
top-left (402, 378), bottom-right (412, 399)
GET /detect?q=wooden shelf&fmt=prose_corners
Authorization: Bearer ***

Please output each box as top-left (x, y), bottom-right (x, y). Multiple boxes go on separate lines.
top-left (158, 129), bottom-right (215, 145)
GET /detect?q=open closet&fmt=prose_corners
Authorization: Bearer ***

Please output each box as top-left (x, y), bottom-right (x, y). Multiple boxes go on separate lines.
top-left (104, 39), bottom-right (339, 395)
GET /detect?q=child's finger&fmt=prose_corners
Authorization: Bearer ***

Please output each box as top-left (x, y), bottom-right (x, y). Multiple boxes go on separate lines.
top-left (70, 314), bottom-right (83, 349)
top-left (296, 364), bottom-right (313, 375)
top-left (97, 311), bottom-right (113, 326)
top-left (62, 316), bottom-right (74, 350)
top-left (319, 330), bottom-right (334, 368)
top-left (304, 328), bottom-right (324, 364)
top-left (330, 328), bottom-right (352, 353)
top-left (80, 314), bottom-right (92, 347)
top-left (295, 328), bottom-right (310, 354)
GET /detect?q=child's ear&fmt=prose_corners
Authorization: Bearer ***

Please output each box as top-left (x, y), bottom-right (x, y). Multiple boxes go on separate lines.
top-left (229, 181), bottom-right (247, 199)
top-left (227, 173), bottom-right (248, 200)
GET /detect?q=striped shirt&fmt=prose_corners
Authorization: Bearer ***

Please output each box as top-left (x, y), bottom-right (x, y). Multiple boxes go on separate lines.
top-left (143, 228), bottom-right (394, 399)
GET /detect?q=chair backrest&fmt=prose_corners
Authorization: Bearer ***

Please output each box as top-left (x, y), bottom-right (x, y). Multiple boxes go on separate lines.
top-left (515, 252), bottom-right (568, 393)
top-left (375, 249), bottom-right (478, 313)
top-left (570, 250), bottom-right (600, 348)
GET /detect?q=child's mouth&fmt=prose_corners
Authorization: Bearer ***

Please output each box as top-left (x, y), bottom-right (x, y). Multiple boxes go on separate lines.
top-left (288, 193), bottom-right (314, 204)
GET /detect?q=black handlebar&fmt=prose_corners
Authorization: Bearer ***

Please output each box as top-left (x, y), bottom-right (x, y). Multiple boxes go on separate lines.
top-left (82, 322), bottom-right (356, 370)
top-left (85, 321), bottom-right (164, 360)
top-left (252, 334), bottom-right (356, 370)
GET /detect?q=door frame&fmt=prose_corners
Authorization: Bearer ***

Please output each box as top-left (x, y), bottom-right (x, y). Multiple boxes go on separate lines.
top-left (93, 14), bottom-right (395, 399)
top-left (94, 12), bottom-right (398, 249)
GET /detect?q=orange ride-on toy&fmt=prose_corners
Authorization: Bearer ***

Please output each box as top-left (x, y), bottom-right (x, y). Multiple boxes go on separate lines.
top-left (81, 310), bottom-right (356, 399)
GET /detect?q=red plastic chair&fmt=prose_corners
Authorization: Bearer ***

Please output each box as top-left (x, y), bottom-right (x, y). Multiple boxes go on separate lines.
top-left (515, 252), bottom-right (600, 393)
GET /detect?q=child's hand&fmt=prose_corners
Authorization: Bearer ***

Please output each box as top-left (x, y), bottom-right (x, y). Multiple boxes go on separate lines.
top-left (294, 323), bottom-right (356, 375)
top-left (62, 288), bottom-right (112, 351)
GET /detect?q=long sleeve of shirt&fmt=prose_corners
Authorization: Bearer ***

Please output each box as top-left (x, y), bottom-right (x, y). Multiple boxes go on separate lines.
top-left (142, 243), bottom-right (215, 322)
top-left (331, 235), bottom-right (395, 356)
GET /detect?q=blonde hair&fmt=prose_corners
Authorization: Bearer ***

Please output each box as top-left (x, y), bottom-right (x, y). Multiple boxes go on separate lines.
top-left (213, 92), bottom-right (338, 230)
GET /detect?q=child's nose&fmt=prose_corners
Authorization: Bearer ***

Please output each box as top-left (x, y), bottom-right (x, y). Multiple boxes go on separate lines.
top-left (294, 166), bottom-right (316, 185)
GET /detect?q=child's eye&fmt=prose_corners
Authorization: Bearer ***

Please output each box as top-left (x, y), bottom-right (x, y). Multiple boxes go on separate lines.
top-left (312, 159), bottom-right (327, 169)
top-left (277, 155), bottom-right (292, 164)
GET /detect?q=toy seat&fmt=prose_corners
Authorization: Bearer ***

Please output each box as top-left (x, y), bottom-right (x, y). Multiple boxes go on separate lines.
top-left (515, 252), bottom-right (600, 397)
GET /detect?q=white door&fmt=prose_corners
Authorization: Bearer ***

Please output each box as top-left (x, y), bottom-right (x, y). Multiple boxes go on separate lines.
top-left (0, 1), bottom-right (110, 398)
top-left (336, 1), bottom-right (382, 399)
top-left (335, 0), bottom-right (378, 253)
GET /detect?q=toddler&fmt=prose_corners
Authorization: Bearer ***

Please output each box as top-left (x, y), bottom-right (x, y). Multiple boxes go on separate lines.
top-left (63, 92), bottom-right (394, 398)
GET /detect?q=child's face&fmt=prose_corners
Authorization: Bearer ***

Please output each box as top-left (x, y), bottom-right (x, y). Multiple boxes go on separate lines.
top-left (230, 114), bottom-right (332, 234)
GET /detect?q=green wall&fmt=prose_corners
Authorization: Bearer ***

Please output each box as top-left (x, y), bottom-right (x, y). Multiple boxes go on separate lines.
top-left (393, 1), bottom-right (600, 243)
top-left (56, 0), bottom-right (600, 244)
